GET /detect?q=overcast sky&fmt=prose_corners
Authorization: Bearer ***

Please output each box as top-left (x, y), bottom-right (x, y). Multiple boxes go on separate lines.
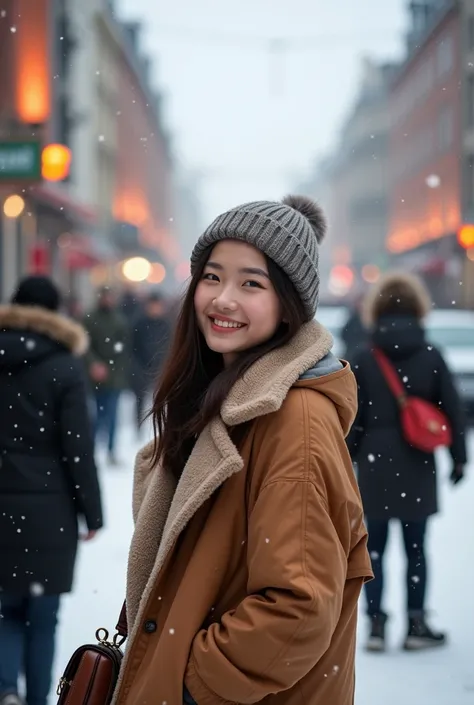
top-left (117, 0), bottom-right (407, 222)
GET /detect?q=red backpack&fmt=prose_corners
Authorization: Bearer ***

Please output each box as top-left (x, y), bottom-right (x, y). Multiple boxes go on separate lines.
top-left (373, 348), bottom-right (452, 453)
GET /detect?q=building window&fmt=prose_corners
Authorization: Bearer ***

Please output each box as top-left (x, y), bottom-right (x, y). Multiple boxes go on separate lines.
top-left (469, 17), bottom-right (474, 51)
top-left (466, 155), bottom-right (474, 206)
top-left (468, 75), bottom-right (474, 128)
top-left (438, 106), bottom-right (454, 151)
top-left (437, 36), bottom-right (453, 78)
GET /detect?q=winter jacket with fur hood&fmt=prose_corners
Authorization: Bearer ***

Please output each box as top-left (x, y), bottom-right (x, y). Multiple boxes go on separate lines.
top-left (347, 273), bottom-right (467, 520)
top-left (0, 305), bottom-right (103, 595)
top-left (113, 321), bottom-right (373, 705)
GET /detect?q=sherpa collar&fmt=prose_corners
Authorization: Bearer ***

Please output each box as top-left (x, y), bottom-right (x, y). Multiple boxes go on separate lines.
top-left (0, 304), bottom-right (89, 356)
top-left (221, 320), bottom-right (333, 425)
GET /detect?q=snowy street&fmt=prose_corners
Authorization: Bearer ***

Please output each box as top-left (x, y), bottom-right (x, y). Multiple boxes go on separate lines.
top-left (53, 397), bottom-right (474, 705)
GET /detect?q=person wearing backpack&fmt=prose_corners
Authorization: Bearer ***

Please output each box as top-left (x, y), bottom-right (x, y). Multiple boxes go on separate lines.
top-left (347, 272), bottom-right (467, 653)
top-left (110, 196), bottom-right (373, 705)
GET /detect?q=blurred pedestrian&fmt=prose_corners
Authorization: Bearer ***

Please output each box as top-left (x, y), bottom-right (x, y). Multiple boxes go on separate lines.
top-left (130, 290), bottom-right (171, 434)
top-left (64, 294), bottom-right (83, 321)
top-left (347, 272), bottom-right (467, 652)
top-left (83, 287), bottom-right (128, 466)
top-left (0, 276), bottom-right (103, 705)
top-left (341, 294), bottom-right (367, 363)
top-left (120, 287), bottom-right (142, 319)
top-left (115, 196), bottom-right (373, 705)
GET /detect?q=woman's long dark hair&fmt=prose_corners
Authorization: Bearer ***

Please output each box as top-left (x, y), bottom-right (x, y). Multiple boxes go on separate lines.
top-left (150, 245), bottom-right (307, 479)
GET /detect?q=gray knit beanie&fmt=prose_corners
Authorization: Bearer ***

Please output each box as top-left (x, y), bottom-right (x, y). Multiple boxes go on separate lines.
top-left (190, 195), bottom-right (326, 321)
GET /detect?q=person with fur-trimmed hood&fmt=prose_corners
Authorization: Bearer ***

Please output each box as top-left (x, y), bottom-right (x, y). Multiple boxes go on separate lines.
top-left (0, 276), bottom-right (103, 705)
top-left (347, 271), bottom-right (467, 653)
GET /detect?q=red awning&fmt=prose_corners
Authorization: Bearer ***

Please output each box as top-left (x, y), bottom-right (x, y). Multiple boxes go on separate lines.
top-left (419, 257), bottom-right (446, 276)
top-left (29, 184), bottom-right (97, 224)
top-left (60, 234), bottom-right (110, 270)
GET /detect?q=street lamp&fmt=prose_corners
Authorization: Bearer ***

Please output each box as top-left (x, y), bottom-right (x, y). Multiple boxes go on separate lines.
top-left (3, 194), bottom-right (25, 218)
top-left (122, 256), bottom-right (151, 282)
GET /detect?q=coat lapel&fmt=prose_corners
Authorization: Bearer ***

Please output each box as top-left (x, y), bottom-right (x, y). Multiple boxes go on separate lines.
top-left (126, 416), bottom-right (243, 630)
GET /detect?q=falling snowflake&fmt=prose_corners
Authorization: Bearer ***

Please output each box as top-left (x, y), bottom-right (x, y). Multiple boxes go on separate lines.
top-left (401, 492), bottom-right (406, 498)
top-left (114, 342), bottom-right (124, 353)
top-left (411, 575), bottom-right (420, 584)
top-left (425, 174), bottom-right (440, 188)
top-left (169, 628), bottom-right (175, 635)
top-left (265, 538), bottom-right (270, 543)
top-left (26, 340), bottom-right (36, 350)
top-left (10, 25), bottom-right (16, 33)
top-left (370, 551), bottom-right (380, 561)
top-left (368, 454), bottom-right (375, 463)
top-left (30, 582), bottom-right (45, 596)
top-left (98, 135), bottom-right (105, 142)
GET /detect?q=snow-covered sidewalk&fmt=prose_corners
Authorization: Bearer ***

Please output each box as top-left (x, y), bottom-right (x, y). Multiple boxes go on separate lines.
top-left (53, 400), bottom-right (474, 704)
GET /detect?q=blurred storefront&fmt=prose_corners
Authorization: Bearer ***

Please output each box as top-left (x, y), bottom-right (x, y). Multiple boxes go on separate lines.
top-left (0, 0), bottom-right (183, 304)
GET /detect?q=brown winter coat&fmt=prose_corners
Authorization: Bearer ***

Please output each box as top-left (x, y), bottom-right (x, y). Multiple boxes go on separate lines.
top-left (113, 321), bottom-right (373, 705)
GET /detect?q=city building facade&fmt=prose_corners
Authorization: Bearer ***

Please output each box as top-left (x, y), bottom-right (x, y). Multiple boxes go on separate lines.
top-left (387, 0), bottom-right (474, 307)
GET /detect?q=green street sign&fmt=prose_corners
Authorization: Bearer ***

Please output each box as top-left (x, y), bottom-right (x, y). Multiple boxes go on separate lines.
top-left (0, 140), bottom-right (41, 182)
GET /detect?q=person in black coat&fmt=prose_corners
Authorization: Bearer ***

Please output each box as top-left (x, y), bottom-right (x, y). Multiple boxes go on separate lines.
top-left (347, 272), bottom-right (467, 653)
top-left (0, 276), bottom-right (103, 705)
top-left (130, 290), bottom-right (171, 433)
top-left (341, 297), bottom-right (368, 363)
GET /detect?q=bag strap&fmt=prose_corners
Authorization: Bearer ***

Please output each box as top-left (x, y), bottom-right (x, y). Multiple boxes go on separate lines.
top-left (115, 600), bottom-right (128, 639)
top-left (373, 348), bottom-right (407, 405)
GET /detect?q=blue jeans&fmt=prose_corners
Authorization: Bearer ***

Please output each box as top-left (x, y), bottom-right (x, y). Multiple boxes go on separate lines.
top-left (94, 389), bottom-right (121, 453)
top-left (365, 519), bottom-right (428, 617)
top-left (0, 594), bottom-right (60, 705)
top-left (184, 685), bottom-right (197, 704)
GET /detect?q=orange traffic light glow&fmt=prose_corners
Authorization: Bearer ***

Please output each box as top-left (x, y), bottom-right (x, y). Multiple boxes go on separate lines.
top-left (457, 224), bottom-right (474, 250)
top-left (41, 144), bottom-right (71, 181)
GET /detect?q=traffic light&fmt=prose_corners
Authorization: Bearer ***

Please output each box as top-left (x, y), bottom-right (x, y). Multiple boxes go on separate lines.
top-left (457, 224), bottom-right (474, 249)
top-left (41, 144), bottom-right (71, 181)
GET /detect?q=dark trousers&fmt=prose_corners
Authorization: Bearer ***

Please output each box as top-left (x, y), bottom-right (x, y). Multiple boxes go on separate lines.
top-left (94, 389), bottom-right (121, 453)
top-left (365, 518), bottom-right (427, 617)
top-left (0, 594), bottom-right (60, 705)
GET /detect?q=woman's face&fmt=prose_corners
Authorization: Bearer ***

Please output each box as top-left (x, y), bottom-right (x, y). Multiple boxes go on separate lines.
top-left (194, 240), bottom-right (282, 366)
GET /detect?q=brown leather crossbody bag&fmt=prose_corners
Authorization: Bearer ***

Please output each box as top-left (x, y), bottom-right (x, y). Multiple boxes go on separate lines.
top-left (56, 601), bottom-right (127, 705)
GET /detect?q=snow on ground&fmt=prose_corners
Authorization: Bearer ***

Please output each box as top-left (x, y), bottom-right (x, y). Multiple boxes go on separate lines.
top-left (52, 395), bottom-right (474, 704)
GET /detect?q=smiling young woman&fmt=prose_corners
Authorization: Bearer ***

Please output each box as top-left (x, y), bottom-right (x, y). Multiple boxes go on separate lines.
top-left (112, 196), bottom-right (373, 705)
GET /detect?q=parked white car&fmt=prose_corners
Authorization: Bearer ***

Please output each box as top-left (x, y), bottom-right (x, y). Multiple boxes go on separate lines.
top-left (315, 306), bottom-right (347, 358)
top-left (425, 310), bottom-right (474, 417)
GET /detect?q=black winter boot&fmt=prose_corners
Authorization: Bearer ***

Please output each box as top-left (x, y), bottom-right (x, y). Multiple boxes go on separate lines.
top-left (366, 612), bottom-right (388, 652)
top-left (403, 614), bottom-right (446, 651)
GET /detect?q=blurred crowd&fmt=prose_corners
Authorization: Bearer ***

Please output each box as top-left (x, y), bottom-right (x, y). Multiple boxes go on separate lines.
top-left (0, 276), bottom-right (172, 705)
